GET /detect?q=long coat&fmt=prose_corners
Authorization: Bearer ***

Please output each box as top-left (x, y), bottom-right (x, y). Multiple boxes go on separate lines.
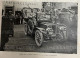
top-left (0, 15), bottom-right (9, 51)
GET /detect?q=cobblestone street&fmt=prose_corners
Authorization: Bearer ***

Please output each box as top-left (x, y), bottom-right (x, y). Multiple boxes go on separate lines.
top-left (4, 24), bottom-right (77, 54)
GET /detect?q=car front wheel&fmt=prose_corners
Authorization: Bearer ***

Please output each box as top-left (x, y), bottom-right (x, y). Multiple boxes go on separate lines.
top-left (35, 30), bottom-right (43, 47)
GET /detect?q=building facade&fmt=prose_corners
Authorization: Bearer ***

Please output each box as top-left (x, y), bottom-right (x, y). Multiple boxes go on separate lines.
top-left (2, 1), bottom-right (42, 15)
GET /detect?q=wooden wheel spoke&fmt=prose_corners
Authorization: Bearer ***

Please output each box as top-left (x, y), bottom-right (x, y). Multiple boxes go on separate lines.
top-left (35, 30), bottom-right (43, 47)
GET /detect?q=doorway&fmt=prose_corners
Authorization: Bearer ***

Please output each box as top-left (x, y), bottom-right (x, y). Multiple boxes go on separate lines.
top-left (5, 6), bottom-right (14, 14)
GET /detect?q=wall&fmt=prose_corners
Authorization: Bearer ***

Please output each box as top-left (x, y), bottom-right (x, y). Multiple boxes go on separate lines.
top-left (2, 1), bottom-right (42, 15)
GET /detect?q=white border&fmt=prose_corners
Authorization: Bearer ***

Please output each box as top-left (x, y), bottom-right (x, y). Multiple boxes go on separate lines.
top-left (0, 0), bottom-right (80, 58)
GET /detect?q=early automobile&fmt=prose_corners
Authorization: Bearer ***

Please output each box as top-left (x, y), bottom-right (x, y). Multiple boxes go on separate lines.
top-left (24, 12), bottom-right (67, 47)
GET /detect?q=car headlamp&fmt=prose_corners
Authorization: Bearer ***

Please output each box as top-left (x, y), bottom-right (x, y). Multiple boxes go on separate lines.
top-left (59, 26), bottom-right (66, 30)
top-left (46, 28), bottom-right (53, 34)
top-left (46, 28), bottom-right (53, 31)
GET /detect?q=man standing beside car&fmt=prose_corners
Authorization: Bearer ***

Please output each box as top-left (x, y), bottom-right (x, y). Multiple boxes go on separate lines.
top-left (0, 12), bottom-right (9, 51)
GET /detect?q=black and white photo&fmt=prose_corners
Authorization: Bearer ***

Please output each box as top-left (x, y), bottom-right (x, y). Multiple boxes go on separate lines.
top-left (0, 1), bottom-right (78, 54)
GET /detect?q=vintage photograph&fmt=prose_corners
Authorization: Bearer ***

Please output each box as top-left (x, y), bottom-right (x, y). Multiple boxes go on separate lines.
top-left (0, 1), bottom-right (78, 54)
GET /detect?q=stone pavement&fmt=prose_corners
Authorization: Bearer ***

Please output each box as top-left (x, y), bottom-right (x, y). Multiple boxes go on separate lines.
top-left (4, 24), bottom-right (77, 54)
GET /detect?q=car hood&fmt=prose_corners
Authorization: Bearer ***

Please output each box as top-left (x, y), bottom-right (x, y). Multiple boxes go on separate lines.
top-left (38, 22), bottom-right (54, 29)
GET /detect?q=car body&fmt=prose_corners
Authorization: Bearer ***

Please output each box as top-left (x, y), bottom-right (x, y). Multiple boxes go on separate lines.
top-left (23, 8), bottom-right (67, 47)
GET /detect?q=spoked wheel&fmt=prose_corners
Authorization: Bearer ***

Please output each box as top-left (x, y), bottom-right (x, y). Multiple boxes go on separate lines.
top-left (56, 31), bottom-right (64, 40)
top-left (35, 30), bottom-right (43, 47)
top-left (24, 23), bottom-right (33, 36)
top-left (27, 19), bottom-right (34, 35)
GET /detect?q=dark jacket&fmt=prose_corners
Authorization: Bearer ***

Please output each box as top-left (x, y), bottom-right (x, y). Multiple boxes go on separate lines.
top-left (0, 15), bottom-right (9, 51)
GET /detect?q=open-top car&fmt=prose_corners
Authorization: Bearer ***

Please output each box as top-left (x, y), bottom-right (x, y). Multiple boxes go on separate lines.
top-left (25, 12), bottom-right (67, 47)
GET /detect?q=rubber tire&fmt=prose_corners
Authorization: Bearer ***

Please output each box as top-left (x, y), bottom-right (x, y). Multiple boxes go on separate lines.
top-left (56, 31), bottom-right (64, 40)
top-left (35, 30), bottom-right (43, 47)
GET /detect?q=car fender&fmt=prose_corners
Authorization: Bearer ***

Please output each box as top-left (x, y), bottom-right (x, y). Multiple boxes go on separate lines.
top-left (35, 27), bottom-right (45, 32)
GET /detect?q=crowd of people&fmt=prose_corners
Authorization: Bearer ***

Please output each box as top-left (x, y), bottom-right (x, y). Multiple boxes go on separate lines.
top-left (0, 7), bottom-right (77, 51)
top-left (14, 13), bottom-right (23, 25)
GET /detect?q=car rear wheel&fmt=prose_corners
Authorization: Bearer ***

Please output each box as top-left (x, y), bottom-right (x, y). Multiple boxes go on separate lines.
top-left (35, 30), bottom-right (43, 47)
top-left (56, 31), bottom-right (64, 40)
